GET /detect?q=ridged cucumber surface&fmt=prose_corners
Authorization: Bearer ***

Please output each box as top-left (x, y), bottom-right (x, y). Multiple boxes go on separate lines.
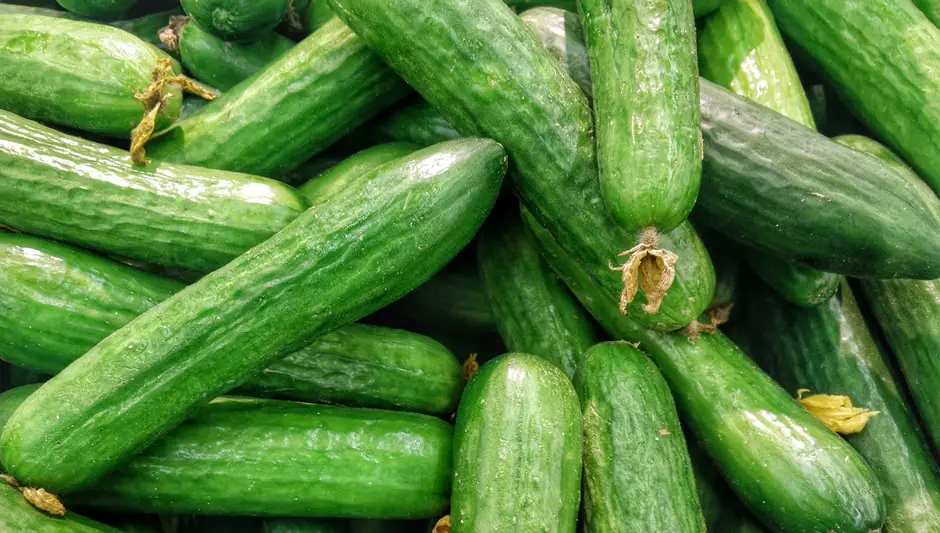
top-left (0, 480), bottom-right (120, 532)
top-left (518, 7), bottom-right (592, 97)
top-left (181, 0), bottom-right (290, 41)
top-left (298, 143), bottom-right (420, 202)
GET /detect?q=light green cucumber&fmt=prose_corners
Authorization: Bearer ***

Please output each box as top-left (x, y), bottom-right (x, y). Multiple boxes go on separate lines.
top-left (298, 143), bottom-right (420, 202)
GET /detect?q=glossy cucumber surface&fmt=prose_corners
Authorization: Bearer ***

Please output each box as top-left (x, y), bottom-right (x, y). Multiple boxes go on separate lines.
top-left (518, 8), bottom-right (592, 97)
top-left (181, 0), bottom-right (290, 41)
top-left (56, 0), bottom-right (136, 19)
top-left (298, 143), bottom-right (419, 202)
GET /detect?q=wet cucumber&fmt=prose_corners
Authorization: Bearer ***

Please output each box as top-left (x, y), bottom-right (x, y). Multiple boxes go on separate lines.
top-left (181, 0), bottom-right (290, 41)
top-left (452, 353), bottom-right (582, 532)
top-left (577, 342), bottom-right (705, 532)
top-left (517, 8), bottom-right (592, 97)
top-left (0, 110), bottom-right (307, 272)
top-left (0, 139), bottom-right (505, 494)
top-left (56, 0), bottom-right (137, 19)
top-left (298, 143), bottom-right (420, 202)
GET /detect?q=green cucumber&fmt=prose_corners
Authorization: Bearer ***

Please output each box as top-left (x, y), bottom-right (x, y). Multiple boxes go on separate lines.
top-left (833, 133), bottom-right (915, 169)
top-left (56, 0), bottom-right (136, 19)
top-left (749, 280), bottom-right (940, 532)
top-left (297, 142), bottom-right (420, 202)
top-left (0, 480), bottom-right (120, 533)
top-left (0, 110), bottom-right (308, 272)
top-left (694, 0), bottom-right (725, 16)
top-left (0, 5), bottom-right (181, 47)
top-left (517, 7), bottom-right (591, 97)
top-left (304, 1), bottom-right (333, 33)
top-left (147, 17), bottom-right (411, 177)
top-left (329, 0), bottom-right (716, 331)
top-left (577, 342), bottom-right (705, 532)
top-left (504, 0), bottom-right (577, 9)
top-left (0, 139), bottom-right (505, 494)
top-left (745, 251), bottom-right (839, 308)
top-left (373, 100), bottom-right (462, 147)
top-left (914, 0), bottom-right (940, 27)
top-left (522, 208), bottom-right (886, 533)
top-left (165, 16), bottom-right (295, 91)
top-left (262, 518), bottom-right (350, 533)
top-left (578, 0), bottom-right (701, 270)
top-left (766, 0), bottom-right (940, 194)
top-left (699, 230), bottom-right (741, 309)
top-left (0, 14), bottom-right (181, 137)
top-left (452, 353), bottom-right (582, 532)
top-left (477, 207), bottom-right (596, 380)
top-left (181, 0), bottom-right (290, 41)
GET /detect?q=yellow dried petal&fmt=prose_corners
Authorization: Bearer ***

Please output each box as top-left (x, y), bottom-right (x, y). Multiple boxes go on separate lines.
top-left (796, 390), bottom-right (879, 435)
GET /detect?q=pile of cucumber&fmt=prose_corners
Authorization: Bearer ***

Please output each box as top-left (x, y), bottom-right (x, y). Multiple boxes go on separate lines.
top-left (1, 0), bottom-right (939, 531)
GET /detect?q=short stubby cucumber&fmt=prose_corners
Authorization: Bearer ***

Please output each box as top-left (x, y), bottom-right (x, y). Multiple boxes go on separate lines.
top-left (298, 143), bottom-right (420, 202)
top-left (56, 0), bottom-right (137, 19)
top-left (0, 139), bottom-right (505, 494)
top-left (181, 0), bottom-right (290, 41)
top-left (0, 110), bottom-right (308, 272)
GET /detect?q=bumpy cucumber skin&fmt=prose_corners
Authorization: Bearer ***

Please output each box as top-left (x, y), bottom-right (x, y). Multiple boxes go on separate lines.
top-left (477, 210), bottom-right (595, 379)
top-left (745, 250), bottom-right (839, 307)
top-left (56, 0), bottom-right (136, 19)
top-left (523, 208), bottom-right (886, 533)
top-left (178, 19), bottom-right (295, 91)
top-left (181, 0), bottom-right (290, 41)
top-left (330, 0), bottom-right (715, 331)
top-left (750, 281), bottom-right (940, 532)
top-left (579, 0), bottom-right (701, 233)
top-left (374, 101), bottom-right (462, 147)
top-left (577, 342), bottom-right (705, 532)
top-left (452, 354), bottom-right (582, 533)
top-left (518, 8), bottom-right (592, 97)
top-left (0, 139), bottom-right (505, 494)
top-left (0, 14), bottom-right (180, 136)
top-left (148, 18), bottom-right (411, 177)
top-left (0, 480), bottom-right (121, 532)
top-left (767, 0), bottom-right (940, 194)
top-left (298, 143), bottom-right (419, 202)
top-left (913, 0), bottom-right (940, 27)
top-left (0, 110), bottom-right (308, 272)
top-left (698, 80), bottom-right (940, 280)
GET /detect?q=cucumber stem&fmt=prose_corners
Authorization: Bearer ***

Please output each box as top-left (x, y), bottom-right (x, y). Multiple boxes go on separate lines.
top-left (608, 227), bottom-right (678, 315)
top-left (158, 15), bottom-right (189, 56)
top-left (0, 474), bottom-right (65, 516)
top-left (433, 515), bottom-right (451, 533)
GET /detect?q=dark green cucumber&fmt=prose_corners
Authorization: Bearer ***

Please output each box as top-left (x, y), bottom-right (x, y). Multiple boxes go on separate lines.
top-left (304, 1), bottom-right (333, 33)
top-left (0, 480), bottom-right (120, 533)
top-left (181, 0), bottom-right (290, 41)
top-left (477, 207), bottom-right (596, 380)
top-left (699, 230), bottom-right (741, 309)
top-left (697, 79), bottom-right (940, 280)
top-left (297, 142), bottom-right (420, 202)
top-left (56, 0), bottom-right (136, 19)
top-left (0, 139), bottom-right (505, 494)
top-left (452, 353), bottom-right (582, 532)
top-left (330, 0), bottom-right (715, 331)
top-left (694, 0), bottom-right (725, 16)
top-left (766, 0), bottom-right (940, 194)
top-left (0, 110), bottom-right (307, 272)
top-left (0, 14), bottom-right (181, 137)
top-left (373, 100), bottom-right (462, 147)
top-left (504, 0), bottom-right (577, 9)
top-left (749, 280), bottom-right (940, 532)
top-left (522, 208), bottom-right (886, 533)
top-left (833, 134), bottom-right (915, 169)
top-left (147, 17), bottom-right (411, 177)
top-left (0, 5), bottom-right (181, 47)
top-left (262, 518), bottom-right (350, 533)
top-left (745, 251), bottom-right (839, 308)
top-left (167, 16), bottom-right (295, 91)
top-left (577, 342), bottom-right (705, 532)
top-left (517, 7), bottom-right (591, 97)
top-left (914, 0), bottom-right (940, 27)
top-left (578, 0), bottom-right (701, 238)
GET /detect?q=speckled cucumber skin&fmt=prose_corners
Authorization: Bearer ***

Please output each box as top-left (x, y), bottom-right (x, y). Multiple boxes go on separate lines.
top-left (579, 0), bottom-right (701, 234)
top-left (298, 143), bottom-right (419, 202)
top-left (577, 342), bottom-right (706, 532)
top-left (452, 354), bottom-right (582, 533)
top-left (0, 5), bottom-right (182, 47)
top-left (148, 18), bottom-right (411, 177)
top-left (0, 139), bottom-right (506, 495)
top-left (749, 280), bottom-right (940, 532)
top-left (181, 0), bottom-right (290, 41)
top-left (0, 110), bottom-right (307, 272)
top-left (331, 0), bottom-right (715, 331)
top-left (0, 14), bottom-right (180, 137)
top-left (56, 0), bottom-right (136, 19)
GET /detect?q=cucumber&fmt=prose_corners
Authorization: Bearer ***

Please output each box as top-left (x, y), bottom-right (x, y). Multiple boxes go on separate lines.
top-left (0, 139), bottom-right (505, 494)
top-left (111, 8), bottom-right (183, 47)
top-left (698, 230), bottom-right (740, 309)
top-left (578, 0), bottom-right (701, 308)
top-left (329, 0), bottom-right (716, 331)
top-left (304, 1), bottom-right (333, 33)
top-left (914, 0), bottom-right (940, 27)
top-left (56, 0), bottom-right (136, 19)
top-left (694, 0), bottom-right (725, 16)
top-left (749, 280), bottom-right (940, 532)
top-left (0, 14), bottom-right (182, 137)
top-left (181, 0), bottom-right (290, 41)
top-left (517, 8), bottom-right (591, 97)
top-left (374, 101), bottom-right (462, 147)
top-left (577, 342), bottom-right (705, 532)
top-left (0, 480), bottom-right (121, 533)
top-left (298, 143), bottom-right (420, 202)
top-left (147, 18), bottom-right (411, 177)
top-left (504, 0), bottom-right (577, 8)
top-left (766, 0), bottom-right (940, 194)
top-left (477, 208), bottom-right (596, 380)
top-left (452, 353), bottom-right (582, 532)
top-left (262, 518), bottom-right (350, 533)
top-left (522, 208), bottom-right (886, 533)
top-left (0, 386), bottom-right (40, 437)
top-left (164, 15), bottom-right (295, 91)
top-left (0, 110), bottom-right (308, 273)
top-left (745, 251), bottom-right (839, 308)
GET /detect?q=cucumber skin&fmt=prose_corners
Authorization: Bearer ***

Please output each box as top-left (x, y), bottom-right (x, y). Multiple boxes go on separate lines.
top-left (522, 208), bottom-right (886, 533)
top-left (0, 110), bottom-right (308, 273)
top-left (517, 8), bottom-right (592, 97)
top-left (913, 0), bottom-right (940, 27)
top-left (0, 139), bottom-right (506, 494)
top-left (477, 210), bottom-right (596, 380)
top-left (178, 20), bottom-right (295, 91)
top-left (694, 0), bottom-right (725, 16)
top-left (263, 518), bottom-right (350, 533)
top-left (0, 14), bottom-right (181, 137)
top-left (56, 0), bottom-right (136, 19)
top-left (579, 0), bottom-right (701, 233)
top-left (749, 281), bottom-right (940, 532)
top-left (374, 101), bottom-right (462, 147)
top-left (0, 5), bottom-right (183, 47)
top-left (181, 0), bottom-right (290, 41)
top-left (766, 0), bottom-right (940, 194)
top-left (148, 18), bottom-right (412, 177)
top-left (331, 0), bottom-right (715, 331)
top-left (577, 342), bottom-right (706, 532)
top-left (298, 143), bottom-right (420, 202)
top-left (745, 251), bottom-right (839, 308)
top-left (0, 480), bottom-right (121, 533)
top-left (452, 354), bottom-right (582, 533)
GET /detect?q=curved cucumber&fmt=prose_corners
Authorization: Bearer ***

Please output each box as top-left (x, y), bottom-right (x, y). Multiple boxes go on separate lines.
top-left (694, 0), bottom-right (725, 16)
top-left (374, 101), bottom-right (462, 147)
top-left (148, 17), bottom-right (411, 177)
top-left (0, 481), bottom-right (120, 533)
top-left (304, 1), bottom-right (333, 32)
top-left (262, 518), bottom-right (350, 533)
top-left (0, 110), bottom-right (307, 273)
top-left (298, 143), bottom-right (420, 202)
top-left (745, 251), bottom-right (839, 307)
top-left (517, 7), bottom-right (591, 97)
top-left (522, 208), bottom-right (886, 533)
top-left (749, 280), bottom-right (940, 532)
top-left (181, 0), bottom-right (290, 41)
top-left (453, 353), bottom-right (582, 532)
top-left (0, 139), bottom-right (505, 494)
top-left (0, 14), bottom-right (181, 137)
top-left (914, 0), bottom-right (940, 27)
top-left (577, 342), bottom-right (705, 532)
top-left (56, 0), bottom-right (136, 19)
top-left (477, 208), bottom-right (596, 379)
